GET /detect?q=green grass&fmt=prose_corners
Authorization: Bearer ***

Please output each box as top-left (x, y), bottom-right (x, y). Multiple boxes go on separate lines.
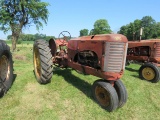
top-left (0, 45), bottom-right (160, 120)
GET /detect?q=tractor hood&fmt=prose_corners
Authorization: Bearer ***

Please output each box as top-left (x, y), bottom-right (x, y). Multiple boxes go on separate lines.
top-left (70, 34), bottom-right (128, 42)
top-left (68, 34), bottom-right (128, 50)
top-left (128, 39), bottom-right (160, 48)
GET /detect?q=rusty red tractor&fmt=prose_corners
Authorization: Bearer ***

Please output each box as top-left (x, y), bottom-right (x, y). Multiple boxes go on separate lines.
top-left (127, 39), bottom-right (160, 83)
top-left (33, 31), bottom-right (128, 112)
top-left (0, 40), bottom-right (13, 97)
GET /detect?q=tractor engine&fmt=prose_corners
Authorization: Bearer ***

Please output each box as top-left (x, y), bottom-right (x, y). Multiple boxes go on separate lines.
top-left (127, 46), bottom-right (150, 56)
top-left (77, 50), bottom-right (99, 69)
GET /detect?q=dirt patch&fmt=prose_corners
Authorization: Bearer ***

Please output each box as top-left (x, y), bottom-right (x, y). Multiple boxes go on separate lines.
top-left (14, 55), bottom-right (26, 60)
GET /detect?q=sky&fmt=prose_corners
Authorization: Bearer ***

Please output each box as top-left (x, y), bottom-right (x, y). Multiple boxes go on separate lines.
top-left (0, 0), bottom-right (160, 39)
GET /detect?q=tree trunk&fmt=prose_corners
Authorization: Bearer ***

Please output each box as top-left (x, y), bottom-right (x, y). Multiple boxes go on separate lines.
top-left (11, 34), bottom-right (18, 52)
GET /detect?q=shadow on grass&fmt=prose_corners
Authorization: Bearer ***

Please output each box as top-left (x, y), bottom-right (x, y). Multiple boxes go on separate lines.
top-left (125, 67), bottom-right (139, 72)
top-left (54, 68), bottom-right (95, 101)
top-left (13, 74), bottom-right (17, 83)
top-left (131, 75), bottom-right (140, 79)
top-left (8, 73), bottom-right (17, 93)
top-left (125, 67), bottom-right (142, 80)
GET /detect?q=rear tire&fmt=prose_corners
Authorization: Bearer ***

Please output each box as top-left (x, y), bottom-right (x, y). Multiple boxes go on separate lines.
top-left (33, 40), bottom-right (53, 84)
top-left (92, 80), bottom-right (119, 112)
top-left (139, 63), bottom-right (160, 83)
top-left (0, 41), bottom-right (13, 97)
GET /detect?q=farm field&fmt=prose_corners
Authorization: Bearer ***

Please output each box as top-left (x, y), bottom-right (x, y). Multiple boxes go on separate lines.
top-left (0, 42), bottom-right (160, 120)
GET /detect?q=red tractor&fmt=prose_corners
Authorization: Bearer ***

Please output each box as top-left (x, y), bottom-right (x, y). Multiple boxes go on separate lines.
top-left (127, 39), bottom-right (160, 83)
top-left (33, 31), bottom-right (128, 112)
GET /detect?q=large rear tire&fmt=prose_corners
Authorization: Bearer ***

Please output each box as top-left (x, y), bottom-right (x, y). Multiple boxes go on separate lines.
top-left (139, 63), bottom-right (160, 83)
top-left (33, 40), bottom-right (53, 84)
top-left (0, 41), bottom-right (13, 97)
top-left (92, 80), bottom-right (119, 112)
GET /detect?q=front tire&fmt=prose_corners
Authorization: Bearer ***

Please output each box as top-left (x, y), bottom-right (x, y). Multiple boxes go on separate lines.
top-left (92, 80), bottom-right (119, 112)
top-left (114, 79), bottom-right (128, 108)
top-left (0, 41), bottom-right (13, 97)
top-left (33, 40), bottom-right (53, 84)
top-left (139, 63), bottom-right (160, 83)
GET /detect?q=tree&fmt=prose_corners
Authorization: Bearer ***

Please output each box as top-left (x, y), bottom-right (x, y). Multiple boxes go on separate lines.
top-left (127, 22), bottom-right (135, 40)
top-left (118, 16), bottom-right (160, 40)
top-left (92, 19), bottom-right (112, 35)
top-left (155, 22), bottom-right (160, 38)
top-left (133, 19), bottom-right (141, 40)
top-left (0, 0), bottom-right (49, 51)
top-left (141, 16), bottom-right (156, 39)
top-left (118, 25), bottom-right (128, 36)
top-left (118, 20), bottom-right (141, 41)
top-left (118, 24), bottom-right (135, 40)
top-left (7, 35), bottom-right (12, 40)
top-left (79, 29), bottom-right (89, 36)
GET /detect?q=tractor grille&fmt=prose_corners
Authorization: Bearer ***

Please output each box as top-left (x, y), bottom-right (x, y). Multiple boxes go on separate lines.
top-left (103, 42), bottom-right (127, 72)
top-left (155, 43), bottom-right (160, 57)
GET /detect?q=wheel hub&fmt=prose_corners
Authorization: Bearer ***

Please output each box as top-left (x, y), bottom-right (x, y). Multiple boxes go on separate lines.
top-left (142, 67), bottom-right (155, 80)
top-left (95, 86), bottom-right (110, 107)
top-left (99, 93), bottom-right (105, 99)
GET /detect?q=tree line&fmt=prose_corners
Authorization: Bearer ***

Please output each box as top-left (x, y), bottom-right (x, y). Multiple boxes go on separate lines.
top-left (118, 16), bottom-right (160, 40)
top-left (10, 16), bottom-right (159, 44)
top-left (79, 16), bottom-right (160, 41)
top-left (7, 33), bottom-right (55, 44)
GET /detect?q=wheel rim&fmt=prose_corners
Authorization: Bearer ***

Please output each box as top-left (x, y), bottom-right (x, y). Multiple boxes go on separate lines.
top-left (34, 47), bottom-right (41, 79)
top-left (95, 85), bottom-right (110, 107)
top-left (142, 67), bottom-right (155, 80)
top-left (0, 55), bottom-right (10, 82)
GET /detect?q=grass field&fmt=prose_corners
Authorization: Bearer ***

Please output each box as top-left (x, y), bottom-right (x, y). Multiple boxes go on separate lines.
top-left (0, 42), bottom-right (160, 120)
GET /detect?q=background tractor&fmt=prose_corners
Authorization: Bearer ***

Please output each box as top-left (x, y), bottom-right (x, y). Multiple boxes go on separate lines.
top-left (127, 39), bottom-right (160, 83)
top-left (33, 31), bottom-right (128, 112)
top-left (0, 40), bottom-right (13, 97)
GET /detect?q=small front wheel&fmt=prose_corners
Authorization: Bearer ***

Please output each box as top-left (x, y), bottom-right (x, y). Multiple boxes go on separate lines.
top-left (92, 80), bottom-right (119, 112)
top-left (139, 63), bottom-right (160, 83)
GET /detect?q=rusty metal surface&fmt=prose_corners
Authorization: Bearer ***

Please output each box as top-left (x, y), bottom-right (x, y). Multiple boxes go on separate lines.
top-left (67, 61), bottom-right (124, 80)
top-left (68, 34), bottom-right (128, 50)
top-left (55, 39), bottom-right (68, 46)
top-left (128, 39), bottom-right (160, 48)
top-left (52, 34), bottom-right (128, 81)
top-left (127, 39), bottom-right (160, 63)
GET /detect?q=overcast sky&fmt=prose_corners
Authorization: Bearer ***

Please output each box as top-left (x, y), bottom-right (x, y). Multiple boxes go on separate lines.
top-left (0, 0), bottom-right (160, 39)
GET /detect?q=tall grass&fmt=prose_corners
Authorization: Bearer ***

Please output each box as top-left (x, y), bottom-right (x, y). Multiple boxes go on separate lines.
top-left (0, 45), bottom-right (160, 120)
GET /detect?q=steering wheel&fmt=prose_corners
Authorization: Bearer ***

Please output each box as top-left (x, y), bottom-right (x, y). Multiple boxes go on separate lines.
top-left (58, 31), bottom-right (71, 44)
